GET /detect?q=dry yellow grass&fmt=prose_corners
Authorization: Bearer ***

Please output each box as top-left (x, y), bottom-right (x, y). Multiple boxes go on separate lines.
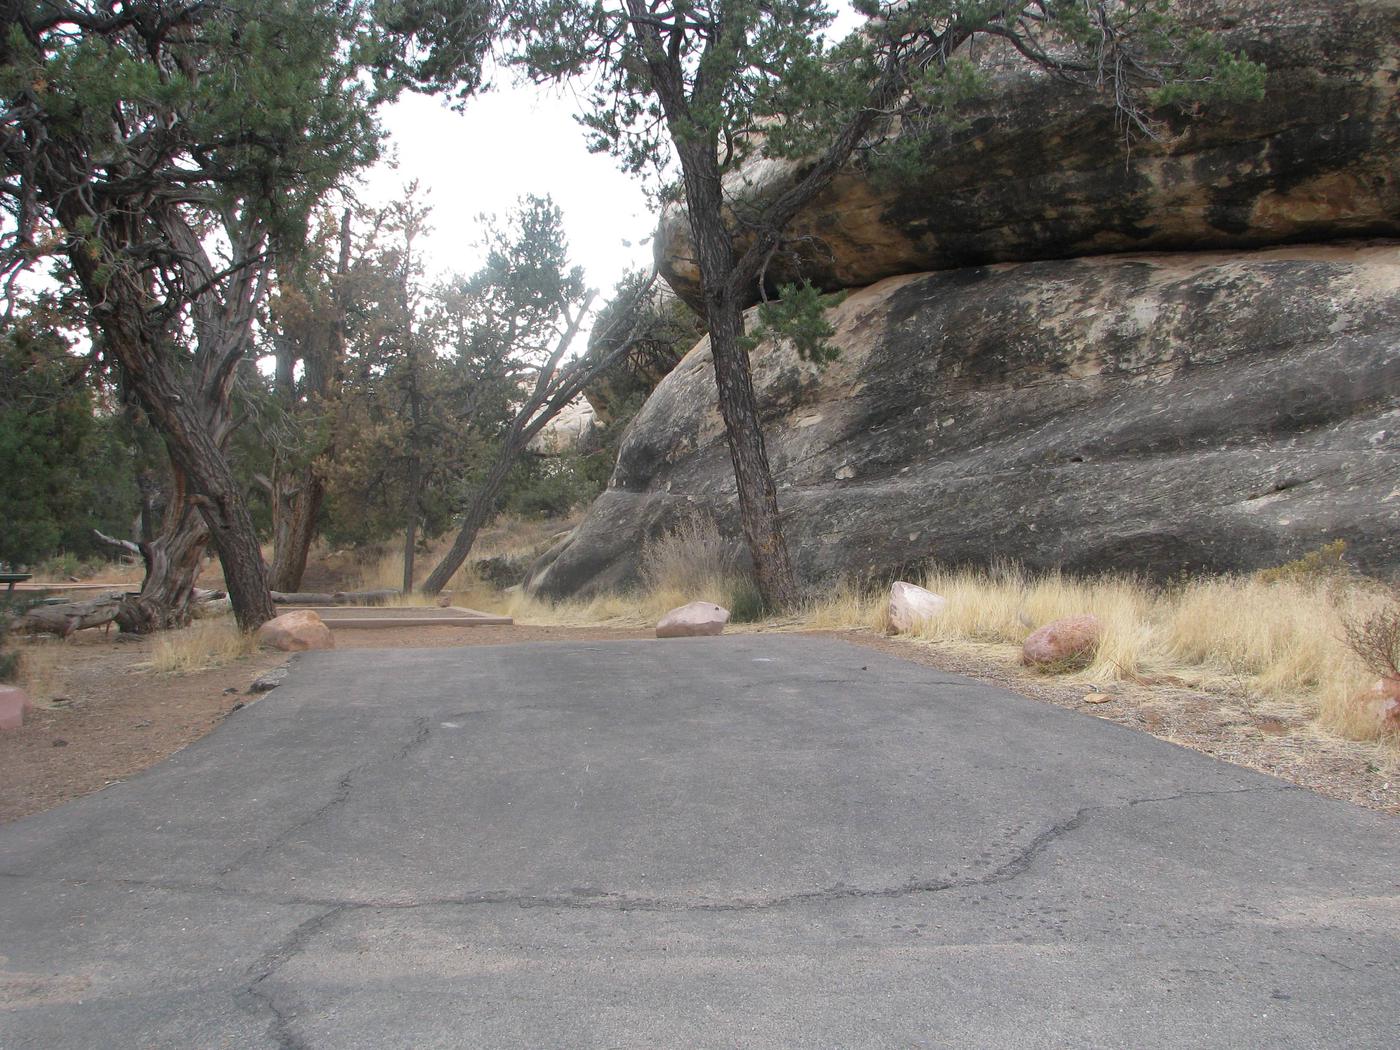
top-left (501, 513), bottom-right (760, 627)
top-left (13, 638), bottom-right (69, 705)
top-left (349, 513), bottom-right (583, 602)
top-left (797, 565), bottom-right (1397, 745)
top-left (328, 513), bottom-right (1398, 748)
top-left (145, 618), bottom-right (257, 675)
top-left (500, 517), bottom-right (1397, 746)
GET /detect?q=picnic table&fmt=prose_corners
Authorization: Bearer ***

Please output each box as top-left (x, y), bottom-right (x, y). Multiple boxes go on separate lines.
top-left (1, 572), bottom-right (33, 595)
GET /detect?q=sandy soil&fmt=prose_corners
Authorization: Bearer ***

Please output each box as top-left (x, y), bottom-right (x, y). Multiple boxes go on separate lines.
top-left (2, 623), bottom-right (1395, 826)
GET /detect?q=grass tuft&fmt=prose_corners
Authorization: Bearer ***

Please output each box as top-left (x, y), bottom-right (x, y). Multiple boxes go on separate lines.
top-left (146, 618), bottom-right (256, 675)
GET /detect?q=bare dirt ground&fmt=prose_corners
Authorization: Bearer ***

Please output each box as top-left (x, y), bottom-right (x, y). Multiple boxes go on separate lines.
top-left (2, 623), bottom-right (1395, 826)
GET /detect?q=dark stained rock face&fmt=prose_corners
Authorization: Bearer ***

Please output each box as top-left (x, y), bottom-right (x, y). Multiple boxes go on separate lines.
top-left (657, 0), bottom-right (1400, 310)
top-left (526, 244), bottom-right (1400, 599)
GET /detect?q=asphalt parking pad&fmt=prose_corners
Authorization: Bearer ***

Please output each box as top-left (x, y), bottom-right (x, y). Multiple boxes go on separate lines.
top-left (2, 636), bottom-right (1396, 1048)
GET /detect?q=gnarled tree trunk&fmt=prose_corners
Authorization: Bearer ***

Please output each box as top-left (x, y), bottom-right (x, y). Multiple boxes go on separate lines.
top-left (117, 469), bottom-right (211, 633)
top-left (64, 207), bottom-right (275, 633)
top-left (96, 467), bottom-right (213, 633)
top-left (267, 470), bottom-right (325, 593)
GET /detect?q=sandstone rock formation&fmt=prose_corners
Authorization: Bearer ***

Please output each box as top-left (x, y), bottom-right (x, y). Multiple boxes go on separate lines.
top-left (528, 398), bottom-right (598, 454)
top-left (657, 0), bottom-right (1400, 310)
top-left (526, 244), bottom-right (1400, 599)
top-left (257, 609), bottom-right (334, 652)
top-left (656, 601), bottom-right (730, 638)
top-left (888, 582), bottom-right (948, 634)
top-left (1022, 616), bottom-right (1104, 669)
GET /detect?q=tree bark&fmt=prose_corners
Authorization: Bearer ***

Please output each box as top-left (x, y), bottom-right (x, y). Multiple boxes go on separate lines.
top-left (63, 212), bottom-right (275, 632)
top-left (676, 140), bottom-right (800, 611)
top-left (267, 210), bottom-right (350, 592)
top-left (17, 596), bottom-right (123, 637)
top-left (270, 588), bottom-right (398, 605)
top-left (402, 469), bottom-right (419, 594)
top-left (97, 319), bottom-right (274, 630)
top-left (701, 293), bottom-right (799, 611)
top-left (419, 452), bottom-right (516, 596)
top-left (267, 470), bottom-right (324, 592)
top-left (112, 469), bottom-right (212, 634)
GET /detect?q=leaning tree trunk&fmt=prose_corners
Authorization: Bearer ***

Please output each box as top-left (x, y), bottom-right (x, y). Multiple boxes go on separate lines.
top-left (402, 453), bottom-right (421, 593)
top-left (679, 148), bottom-right (800, 612)
top-left (267, 469), bottom-right (324, 593)
top-left (701, 294), bottom-right (799, 611)
top-left (419, 452), bottom-right (517, 596)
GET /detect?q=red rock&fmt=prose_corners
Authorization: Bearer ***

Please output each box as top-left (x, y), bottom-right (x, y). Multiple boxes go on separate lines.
top-left (0, 685), bottom-right (37, 731)
top-left (1022, 615), bottom-right (1103, 669)
top-left (256, 610), bottom-right (334, 652)
top-left (656, 601), bottom-right (730, 638)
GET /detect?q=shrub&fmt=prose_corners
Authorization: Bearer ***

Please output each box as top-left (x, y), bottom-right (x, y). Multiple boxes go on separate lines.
top-left (1343, 591), bottom-right (1400, 680)
top-left (640, 513), bottom-right (761, 617)
top-left (727, 578), bottom-right (767, 623)
top-left (0, 594), bottom-right (35, 683)
top-left (1256, 540), bottom-right (1350, 585)
top-left (641, 514), bottom-right (742, 596)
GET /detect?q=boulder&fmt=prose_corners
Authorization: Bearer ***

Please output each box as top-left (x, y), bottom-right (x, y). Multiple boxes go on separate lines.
top-left (888, 582), bottom-right (948, 634)
top-left (658, 0), bottom-right (1400, 310)
top-left (256, 610), bottom-right (334, 653)
top-left (0, 685), bottom-right (36, 731)
top-left (1023, 616), bottom-right (1105, 670)
top-left (1359, 677), bottom-right (1400, 731)
top-left (656, 601), bottom-right (730, 639)
top-left (525, 244), bottom-right (1400, 600)
top-left (473, 556), bottom-right (530, 590)
top-left (528, 398), bottom-right (599, 454)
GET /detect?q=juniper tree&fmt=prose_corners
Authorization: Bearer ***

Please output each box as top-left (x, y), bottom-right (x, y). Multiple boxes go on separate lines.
top-left (0, 1), bottom-right (493, 630)
top-left (490, 0), bottom-right (1263, 609)
top-left (419, 196), bottom-right (631, 596)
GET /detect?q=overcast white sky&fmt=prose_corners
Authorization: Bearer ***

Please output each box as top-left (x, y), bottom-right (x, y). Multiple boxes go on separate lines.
top-left (360, 4), bottom-right (863, 301)
top-left (361, 81), bottom-right (658, 300)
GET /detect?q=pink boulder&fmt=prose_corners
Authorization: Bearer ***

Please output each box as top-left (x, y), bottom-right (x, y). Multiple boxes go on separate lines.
top-left (888, 581), bottom-right (948, 634)
top-left (256, 610), bottom-right (334, 652)
top-left (1022, 615), bottom-right (1103, 669)
top-left (0, 685), bottom-right (37, 731)
top-left (656, 601), bottom-right (730, 639)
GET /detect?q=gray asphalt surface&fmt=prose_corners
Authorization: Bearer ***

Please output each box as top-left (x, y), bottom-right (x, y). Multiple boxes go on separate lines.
top-left (1, 635), bottom-right (1397, 1049)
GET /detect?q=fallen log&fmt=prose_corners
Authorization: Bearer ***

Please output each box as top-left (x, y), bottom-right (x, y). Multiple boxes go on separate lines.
top-left (14, 587), bottom-right (229, 637)
top-left (15, 594), bottom-right (126, 637)
top-left (270, 589), bottom-right (399, 606)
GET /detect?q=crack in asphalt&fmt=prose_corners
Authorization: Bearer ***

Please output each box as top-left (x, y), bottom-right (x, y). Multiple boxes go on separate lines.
top-left (215, 717), bottom-right (436, 878)
top-left (2, 785), bottom-right (1278, 916)
top-left (234, 906), bottom-right (348, 1050)
top-left (0, 784), bottom-right (1291, 1045)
